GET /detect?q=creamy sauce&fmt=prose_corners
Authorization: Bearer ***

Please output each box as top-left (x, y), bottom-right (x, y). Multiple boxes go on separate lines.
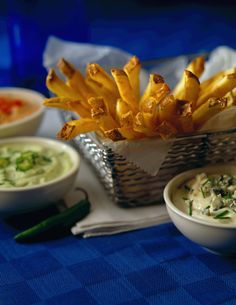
top-left (0, 95), bottom-right (39, 125)
top-left (0, 144), bottom-right (72, 187)
top-left (173, 173), bottom-right (236, 224)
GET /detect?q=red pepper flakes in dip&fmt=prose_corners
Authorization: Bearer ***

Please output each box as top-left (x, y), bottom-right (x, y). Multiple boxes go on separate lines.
top-left (0, 95), bottom-right (39, 125)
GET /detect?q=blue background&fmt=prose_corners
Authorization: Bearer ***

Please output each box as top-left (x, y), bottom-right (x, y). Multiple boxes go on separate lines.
top-left (0, 0), bottom-right (236, 92)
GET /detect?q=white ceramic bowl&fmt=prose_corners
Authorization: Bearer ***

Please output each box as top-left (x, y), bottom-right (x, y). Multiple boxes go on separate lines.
top-left (0, 87), bottom-right (45, 138)
top-left (164, 164), bottom-right (236, 255)
top-left (0, 137), bottom-right (80, 214)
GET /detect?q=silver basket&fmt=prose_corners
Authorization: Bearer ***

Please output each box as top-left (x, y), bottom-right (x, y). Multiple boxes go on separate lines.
top-left (60, 53), bottom-right (236, 207)
top-left (62, 110), bottom-right (236, 207)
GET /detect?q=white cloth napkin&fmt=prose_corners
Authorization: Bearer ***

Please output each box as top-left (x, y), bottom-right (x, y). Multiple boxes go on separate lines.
top-left (38, 109), bottom-right (170, 237)
top-left (64, 157), bottom-right (170, 238)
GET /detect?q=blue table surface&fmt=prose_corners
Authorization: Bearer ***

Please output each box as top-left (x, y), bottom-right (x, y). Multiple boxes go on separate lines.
top-left (1, 2), bottom-right (236, 304)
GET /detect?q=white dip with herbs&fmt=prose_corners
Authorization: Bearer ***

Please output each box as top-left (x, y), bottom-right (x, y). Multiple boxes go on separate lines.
top-left (173, 173), bottom-right (236, 224)
top-left (0, 144), bottom-right (72, 188)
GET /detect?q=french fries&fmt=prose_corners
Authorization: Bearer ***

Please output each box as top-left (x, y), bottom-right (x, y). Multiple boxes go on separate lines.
top-left (197, 72), bottom-right (236, 107)
top-left (186, 56), bottom-right (205, 78)
top-left (57, 118), bottom-right (99, 140)
top-left (111, 68), bottom-right (139, 113)
top-left (45, 55), bottom-right (236, 142)
top-left (124, 56), bottom-right (141, 101)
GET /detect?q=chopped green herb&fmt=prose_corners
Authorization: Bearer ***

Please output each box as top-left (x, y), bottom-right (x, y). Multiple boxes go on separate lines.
top-left (200, 187), bottom-right (206, 198)
top-left (188, 200), bottom-right (193, 216)
top-left (202, 178), bottom-right (210, 186)
top-left (214, 210), bottom-right (231, 219)
top-left (42, 156), bottom-right (52, 163)
top-left (16, 157), bottom-right (34, 172)
top-left (0, 157), bottom-right (10, 169)
top-left (184, 185), bottom-right (191, 192)
top-left (21, 151), bottom-right (39, 160)
top-left (223, 193), bottom-right (232, 200)
top-left (205, 205), bottom-right (210, 209)
top-left (182, 197), bottom-right (188, 201)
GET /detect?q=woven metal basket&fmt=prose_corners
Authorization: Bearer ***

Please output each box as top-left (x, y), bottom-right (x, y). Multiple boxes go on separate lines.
top-left (62, 110), bottom-right (236, 207)
top-left (60, 53), bottom-right (236, 207)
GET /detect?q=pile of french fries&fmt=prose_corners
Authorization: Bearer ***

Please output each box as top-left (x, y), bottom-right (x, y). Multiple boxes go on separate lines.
top-left (44, 56), bottom-right (236, 141)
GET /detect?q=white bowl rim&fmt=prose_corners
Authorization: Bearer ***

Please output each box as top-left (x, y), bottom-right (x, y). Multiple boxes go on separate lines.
top-left (164, 163), bottom-right (236, 229)
top-left (0, 87), bottom-right (45, 130)
top-left (0, 136), bottom-right (80, 192)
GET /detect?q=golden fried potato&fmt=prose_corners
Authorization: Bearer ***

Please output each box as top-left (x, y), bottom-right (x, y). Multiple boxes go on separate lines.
top-left (87, 63), bottom-right (119, 96)
top-left (57, 118), bottom-right (99, 140)
top-left (88, 97), bottom-right (118, 131)
top-left (44, 97), bottom-right (90, 118)
top-left (44, 97), bottom-right (72, 111)
top-left (116, 98), bottom-right (131, 122)
top-left (186, 56), bottom-right (205, 78)
top-left (111, 68), bottom-right (139, 113)
top-left (173, 70), bottom-right (200, 109)
top-left (124, 56), bottom-right (141, 100)
top-left (140, 74), bottom-right (170, 104)
top-left (133, 112), bottom-right (157, 137)
top-left (46, 69), bottom-right (78, 99)
top-left (45, 55), bottom-right (236, 142)
top-left (177, 114), bottom-right (194, 133)
top-left (57, 58), bottom-right (93, 106)
top-left (158, 95), bottom-right (177, 123)
top-left (86, 77), bottom-right (116, 118)
top-left (193, 97), bottom-right (227, 128)
top-left (155, 121), bottom-right (177, 139)
top-left (197, 72), bottom-right (236, 107)
top-left (104, 129), bottom-right (125, 141)
top-left (200, 67), bottom-right (235, 92)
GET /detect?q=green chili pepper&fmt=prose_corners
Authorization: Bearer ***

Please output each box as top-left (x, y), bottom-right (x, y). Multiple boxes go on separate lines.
top-left (14, 198), bottom-right (90, 242)
top-left (16, 157), bottom-right (34, 171)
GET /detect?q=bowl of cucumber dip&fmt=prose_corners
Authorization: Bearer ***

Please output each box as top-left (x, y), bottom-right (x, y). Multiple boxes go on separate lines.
top-left (0, 137), bottom-right (80, 213)
top-left (164, 164), bottom-right (236, 255)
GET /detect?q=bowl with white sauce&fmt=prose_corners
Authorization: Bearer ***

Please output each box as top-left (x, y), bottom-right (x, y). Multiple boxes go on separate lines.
top-left (0, 137), bottom-right (80, 213)
top-left (164, 164), bottom-right (236, 255)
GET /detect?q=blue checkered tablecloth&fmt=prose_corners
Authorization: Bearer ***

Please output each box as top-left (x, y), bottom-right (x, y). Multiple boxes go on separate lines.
top-left (1, 218), bottom-right (236, 305)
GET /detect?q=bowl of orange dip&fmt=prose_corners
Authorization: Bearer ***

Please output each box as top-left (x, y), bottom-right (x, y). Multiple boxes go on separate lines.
top-left (0, 87), bottom-right (45, 138)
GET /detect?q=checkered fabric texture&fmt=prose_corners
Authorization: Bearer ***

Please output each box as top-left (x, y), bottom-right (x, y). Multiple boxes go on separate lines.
top-left (1, 212), bottom-right (236, 305)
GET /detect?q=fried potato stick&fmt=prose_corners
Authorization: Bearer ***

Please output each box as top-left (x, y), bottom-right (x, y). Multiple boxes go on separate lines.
top-left (46, 69), bottom-right (79, 99)
top-left (186, 56), bottom-right (205, 78)
top-left (200, 68), bottom-right (235, 92)
top-left (173, 70), bottom-right (200, 108)
top-left (44, 97), bottom-right (90, 118)
top-left (87, 63), bottom-right (119, 96)
top-left (111, 68), bottom-right (139, 113)
top-left (155, 121), bottom-right (177, 139)
top-left (57, 59), bottom-right (93, 107)
top-left (118, 111), bottom-right (144, 139)
top-left (193, 97), bottom-right (227, 128)
top-left (88, 97), bottom-right (118, 131)
top-left (86, 77), bottom-right (117, 118)
top-left (124, 56), bottom-right (141, 100)
top-left (57, 118), bottom-right (99, 140)
top-left (197, 73), bottom-right (236, 107)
